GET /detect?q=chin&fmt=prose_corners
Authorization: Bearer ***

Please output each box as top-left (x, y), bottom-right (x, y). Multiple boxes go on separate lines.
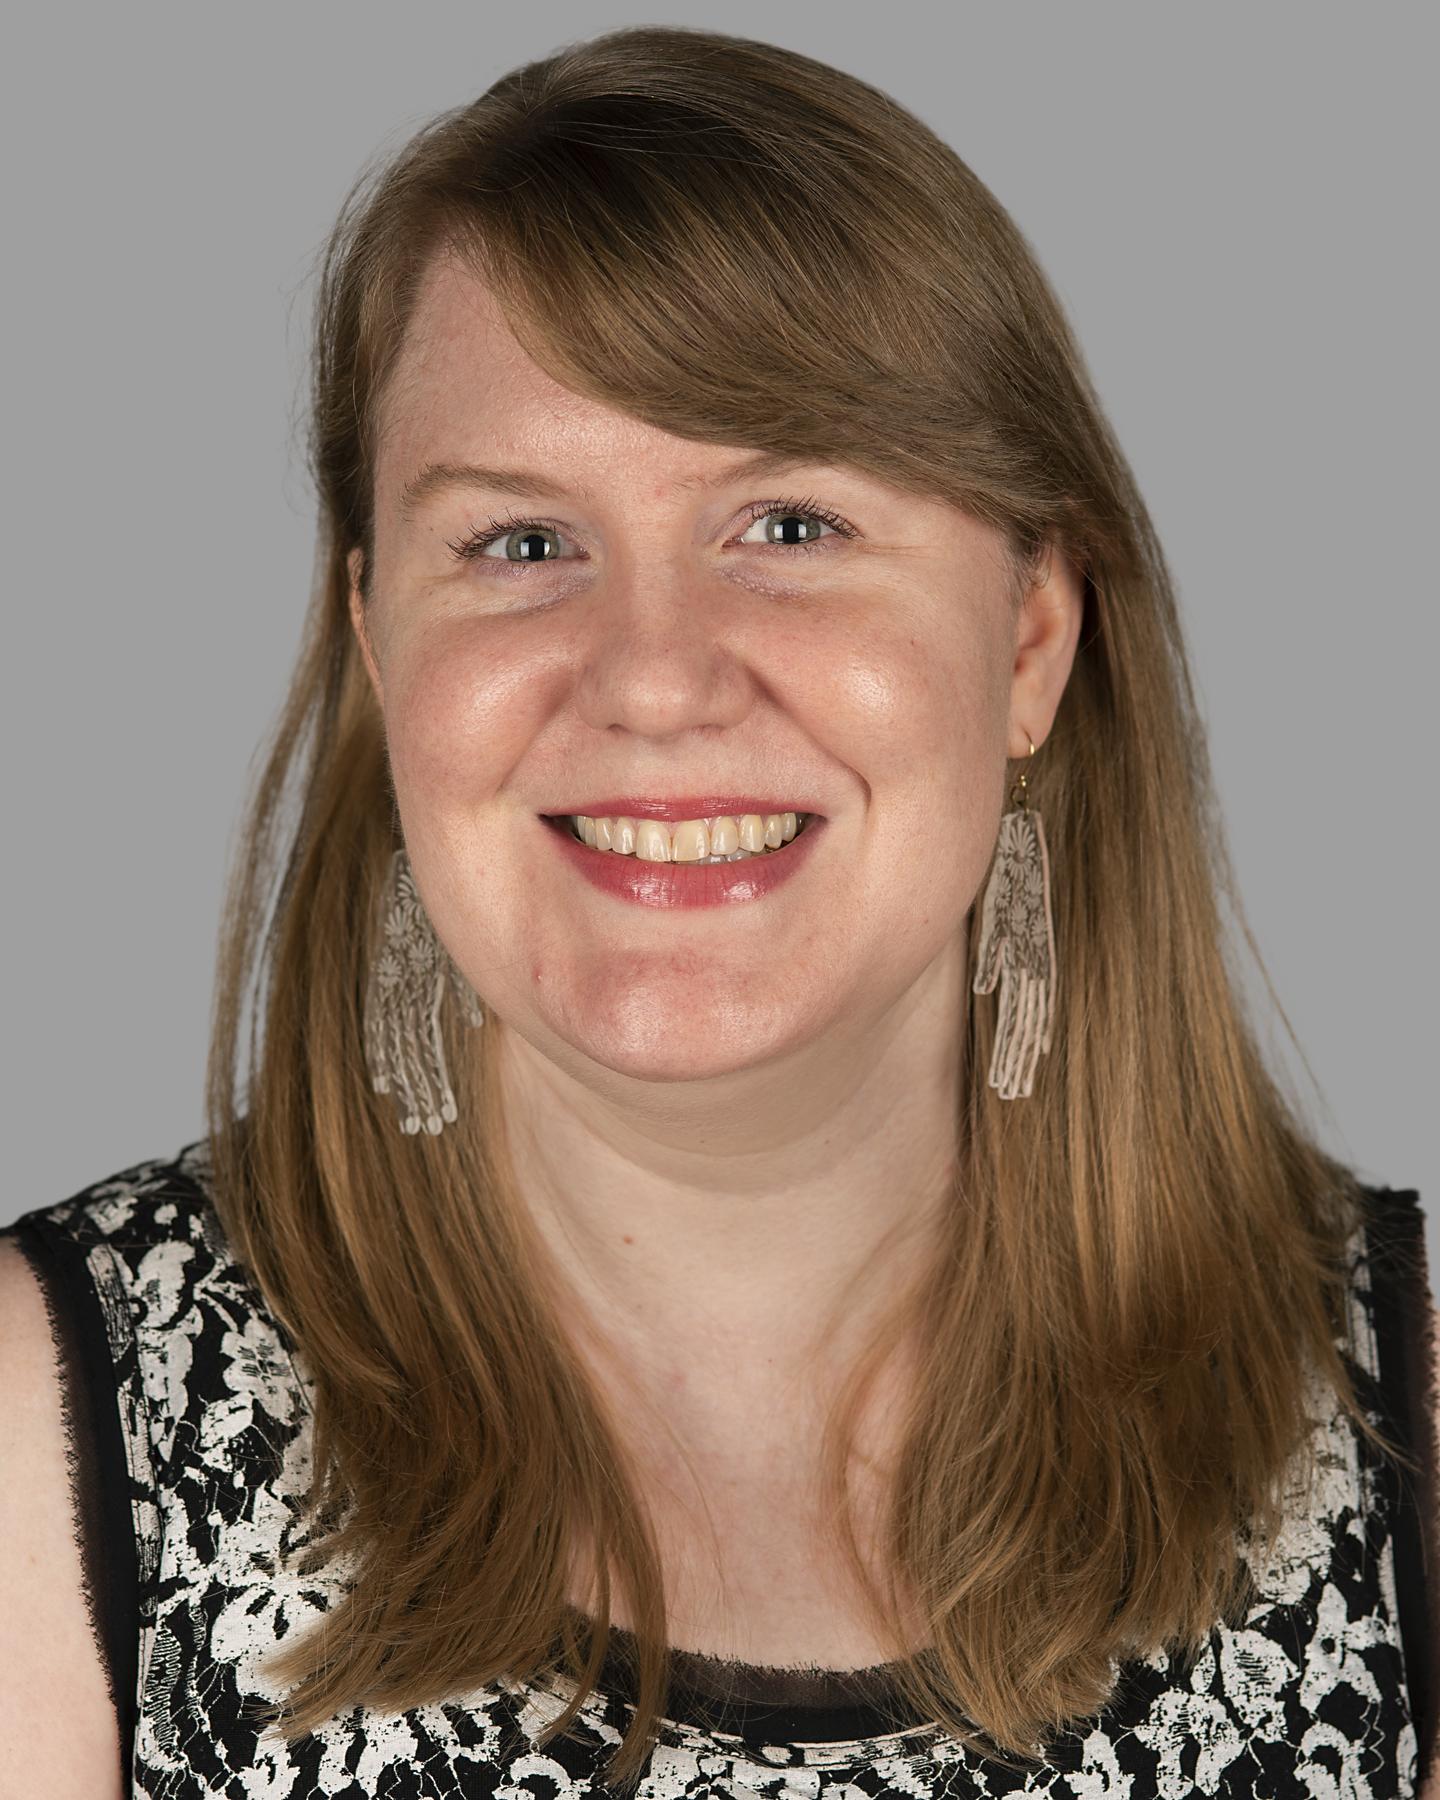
top-left (553, 987), bottom-right (822, 1084)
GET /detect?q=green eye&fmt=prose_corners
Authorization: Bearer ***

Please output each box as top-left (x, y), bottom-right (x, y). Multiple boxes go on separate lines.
top-left (445, 492), bottom-right (856, 573)
top-left (739, 509), bottom-right (832, 547)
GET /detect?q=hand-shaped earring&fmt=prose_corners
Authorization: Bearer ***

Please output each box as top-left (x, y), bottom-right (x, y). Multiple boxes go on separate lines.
top-left (971, 732), bottom-right (1057, 1100)
top-left (363, 847), bottom-right (485, 1135)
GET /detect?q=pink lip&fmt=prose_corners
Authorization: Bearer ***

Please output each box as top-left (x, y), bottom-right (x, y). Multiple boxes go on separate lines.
top-left (541, 813), bottom-right (826, 908)
top-left (541, 798), bottom-right (821, 824)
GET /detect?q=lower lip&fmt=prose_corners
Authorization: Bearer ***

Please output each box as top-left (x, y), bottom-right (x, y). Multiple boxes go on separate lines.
top-left (540, 816), bottom-right (827, 908)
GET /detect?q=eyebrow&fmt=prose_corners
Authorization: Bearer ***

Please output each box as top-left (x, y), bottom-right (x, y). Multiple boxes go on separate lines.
top-left (398, 448), bottom-right (824, 521)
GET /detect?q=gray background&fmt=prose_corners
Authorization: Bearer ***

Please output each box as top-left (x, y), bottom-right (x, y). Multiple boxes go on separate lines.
top-left (6, 5), bottom-right (1434, 1279)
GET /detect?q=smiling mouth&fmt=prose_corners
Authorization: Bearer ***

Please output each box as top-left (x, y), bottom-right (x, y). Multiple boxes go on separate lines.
top-left (547, 810), bottom-right (814, 864)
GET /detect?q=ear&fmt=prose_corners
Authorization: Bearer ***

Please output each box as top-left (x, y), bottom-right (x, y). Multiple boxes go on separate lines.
top-left (347, 547), bottom-right (384, 706)
top-left (1007, 540), bottom-right (1085, 757)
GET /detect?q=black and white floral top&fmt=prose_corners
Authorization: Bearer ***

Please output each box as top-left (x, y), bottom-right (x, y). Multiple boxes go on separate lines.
top-left (4, 1140), bottom-right (1435, 1798)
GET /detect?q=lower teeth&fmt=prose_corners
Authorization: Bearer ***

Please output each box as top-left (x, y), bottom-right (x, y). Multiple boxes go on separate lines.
top-left (586, 845), bottom-right (774, 864)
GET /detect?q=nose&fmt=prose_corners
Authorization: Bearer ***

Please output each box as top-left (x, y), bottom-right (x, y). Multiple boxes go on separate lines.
top-left (570, 558), bottom-right (755, 740)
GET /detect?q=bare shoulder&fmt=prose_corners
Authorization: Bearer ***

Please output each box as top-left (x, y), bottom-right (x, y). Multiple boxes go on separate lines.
top-left (0, 1235), bottom-right (124, 1798)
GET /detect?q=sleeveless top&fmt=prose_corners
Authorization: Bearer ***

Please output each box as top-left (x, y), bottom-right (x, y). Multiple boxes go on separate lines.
top-left (3, 1138), bottom-right (1435, 1799)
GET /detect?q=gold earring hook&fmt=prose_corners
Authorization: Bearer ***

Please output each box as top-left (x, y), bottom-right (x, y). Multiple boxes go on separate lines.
top-left (1010, 730), bottom-right (1037, 812)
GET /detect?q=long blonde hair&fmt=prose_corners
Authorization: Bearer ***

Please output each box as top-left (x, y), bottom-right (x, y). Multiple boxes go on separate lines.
top-left (206, 23), bottom-right (1387, 1787)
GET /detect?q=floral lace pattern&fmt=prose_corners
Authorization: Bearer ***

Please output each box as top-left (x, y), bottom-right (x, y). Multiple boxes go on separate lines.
top-left (13, 1142), bottom-right (1419, 1797)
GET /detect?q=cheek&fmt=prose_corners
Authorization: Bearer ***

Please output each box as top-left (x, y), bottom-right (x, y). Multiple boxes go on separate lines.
top-left (816, 614), bottom-right (1004, 803)
top-left (816, 614), bottom-right (1010, 940)
top-left (382, 617), bottom-right (556, 809)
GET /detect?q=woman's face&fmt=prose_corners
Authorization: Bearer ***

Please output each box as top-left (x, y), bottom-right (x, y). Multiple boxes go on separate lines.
top-left (350, 254), bottom-right (1081, 1086)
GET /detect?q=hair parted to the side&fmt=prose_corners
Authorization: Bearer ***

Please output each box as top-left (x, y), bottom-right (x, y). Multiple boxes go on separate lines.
top-left (205, 23), bottom-right (1396, 1790)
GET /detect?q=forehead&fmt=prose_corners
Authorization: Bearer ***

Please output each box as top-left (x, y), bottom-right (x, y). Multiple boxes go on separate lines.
top-left (377, 255), bottom-right (712, 496)
top-left (391, 256), bottom-right (573, 417)
top-left (369, 257), bottom-right (1006, 592)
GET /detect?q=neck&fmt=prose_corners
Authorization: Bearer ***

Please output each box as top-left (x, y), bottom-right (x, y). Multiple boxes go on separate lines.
top-left (496, 933), bottom-right (968, 1397)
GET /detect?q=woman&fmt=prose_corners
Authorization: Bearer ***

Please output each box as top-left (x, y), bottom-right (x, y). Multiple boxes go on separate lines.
top-left (2, 22), bottom-right (1434, 1799)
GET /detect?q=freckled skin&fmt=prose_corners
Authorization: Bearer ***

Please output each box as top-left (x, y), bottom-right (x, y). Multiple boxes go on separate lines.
top-left (348, 255), bottom-right (1085, 1658)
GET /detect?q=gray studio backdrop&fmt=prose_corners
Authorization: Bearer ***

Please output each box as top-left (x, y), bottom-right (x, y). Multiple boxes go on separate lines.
top-left (6, 5), bottom-right (1434, 1278)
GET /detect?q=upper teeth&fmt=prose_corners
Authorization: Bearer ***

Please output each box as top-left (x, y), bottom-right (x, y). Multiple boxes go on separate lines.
top-left (573, 812), bottom-right (806, 860)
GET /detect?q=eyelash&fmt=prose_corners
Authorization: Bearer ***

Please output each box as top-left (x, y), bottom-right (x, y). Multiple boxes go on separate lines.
top-left (443, 494), bottom-right (857, 574)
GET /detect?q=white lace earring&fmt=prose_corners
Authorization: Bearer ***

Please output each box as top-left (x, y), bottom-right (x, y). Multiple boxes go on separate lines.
top-left (363, 847), bottom-right (485, 1136)
top-left (971, 731), bottom-right (1057, 1100)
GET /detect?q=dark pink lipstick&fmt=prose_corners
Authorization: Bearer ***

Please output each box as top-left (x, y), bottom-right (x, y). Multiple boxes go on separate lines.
top-left (539, 811), bottom-right (825, 909)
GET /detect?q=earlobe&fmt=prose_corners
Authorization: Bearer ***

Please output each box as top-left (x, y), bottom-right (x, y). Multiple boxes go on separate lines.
top-left (347, 548), bottom-right (384, 705)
